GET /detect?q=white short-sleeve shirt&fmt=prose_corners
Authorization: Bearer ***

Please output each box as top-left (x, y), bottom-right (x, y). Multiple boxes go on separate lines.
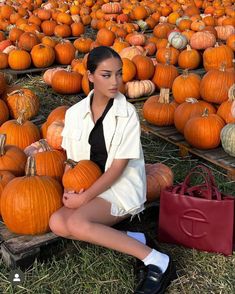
top-left (61, 90), bottom-right (147, 216)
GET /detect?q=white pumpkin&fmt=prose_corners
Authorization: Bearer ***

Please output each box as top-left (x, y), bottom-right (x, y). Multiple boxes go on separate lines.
top-left (221, 124), bottom-right (235, 157)
top-left (168, 32), bottom-right (188, 50)
top-left (125, 80), bottom-right (155, 98)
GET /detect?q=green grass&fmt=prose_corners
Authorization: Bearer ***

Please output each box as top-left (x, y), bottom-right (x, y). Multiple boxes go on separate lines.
top-left (0, 75), bottom-right (234, 293)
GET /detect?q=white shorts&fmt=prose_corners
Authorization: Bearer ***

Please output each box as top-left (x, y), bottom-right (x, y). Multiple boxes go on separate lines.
top-left (98, 189), bottom-right (145, 217)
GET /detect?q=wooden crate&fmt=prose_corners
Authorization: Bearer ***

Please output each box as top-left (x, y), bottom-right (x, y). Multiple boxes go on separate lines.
top-left (140, 119), bottom-right (235, 180)
top-left (0, 220), bottom-right (61, 270)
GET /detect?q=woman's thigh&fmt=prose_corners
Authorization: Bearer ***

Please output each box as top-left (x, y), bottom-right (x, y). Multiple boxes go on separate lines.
top-left (70, 197), bottom-right (129, 226)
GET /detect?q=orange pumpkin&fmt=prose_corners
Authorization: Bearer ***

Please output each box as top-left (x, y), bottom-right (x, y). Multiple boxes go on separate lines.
top-left (184, 109), bottom-right (225, 149)
top-left (46, 120), bottom-right (64, 150)
top-left (172, 70), bottom-right (201, 103)
top-left (146, 163), bottom-right (174, 202)
top-left (1, 156), bottom-right (63, 235)
top-left (143, 89), bottom-right (178, 126)
top-left (62, 159), bottom-right (102, 192)
top-left (0, 134), bottom-right (27, 176)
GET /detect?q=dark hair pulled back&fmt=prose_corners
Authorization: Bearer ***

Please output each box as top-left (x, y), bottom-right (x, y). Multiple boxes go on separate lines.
top-left (87, 46), bottom-right (122, 74)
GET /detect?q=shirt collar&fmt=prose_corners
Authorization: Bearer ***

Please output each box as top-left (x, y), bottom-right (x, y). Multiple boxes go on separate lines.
top-left (82, 90), bottom-right (128, 119)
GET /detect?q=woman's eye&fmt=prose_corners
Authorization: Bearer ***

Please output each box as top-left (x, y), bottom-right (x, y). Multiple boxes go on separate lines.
top-left (102, 75), bottom-right (110, 78)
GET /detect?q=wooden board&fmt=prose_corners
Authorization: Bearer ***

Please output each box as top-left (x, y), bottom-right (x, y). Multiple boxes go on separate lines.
top-left (0, 220), bottom-right (61, 269)
top-left (140, 119), bottom-right (235, 180)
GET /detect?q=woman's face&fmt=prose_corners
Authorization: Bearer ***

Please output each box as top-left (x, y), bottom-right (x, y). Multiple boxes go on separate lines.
top-left (88, 57), bottom-right (123, 99)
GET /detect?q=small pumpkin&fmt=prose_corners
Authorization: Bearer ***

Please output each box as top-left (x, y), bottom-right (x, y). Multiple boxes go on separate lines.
top-left (62, 159), bottom-right (102, 192)
top-left (220, 124), bottom-right (235, 157)
top-left (125, 80), bottom-right (155, 99)
top-left (178, 45), bottom-right (201, 69)
top-left (1, 156), bottom-right (63, 235)
top-left (0, 134), bottom-right (27, 176)
top-left (168, 32), bottom-right (188, 50)
top-left (46, 120), bottom-right (64, 150)
top-left (190, 31), bottom-right (216, 50)
top-left (30, 44), bottom-right (55, 68)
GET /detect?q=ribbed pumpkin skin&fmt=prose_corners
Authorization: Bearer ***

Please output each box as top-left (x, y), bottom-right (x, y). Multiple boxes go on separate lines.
top-left (0, 120), bottom-right (41, 150)
top-left (152, 63), bottom-right (179, 89)
top-left (4, 88), bottom-right (40, 120)
top-left (174, 99), bottom-right (216, 134)
top-left (0, 145), bottom-right (27, 176)
top-left (62, 160), bottom-right (102, 192)
top-left (172, 72), bottom-right (201, 103)
top-left (143, 95), bottom-right (178, 126)
top-left (0, 171), bottom-right (15, 216)
top-left (200, 68), bottom-right (235, 104)
top-left (184, 113), bottom-right (225, 149)
top-left (34, 150), bottom-right (66, 182)
top-left (145, 163), bottom-right (174, 202)
top-left (221, 124), bottom-right (235, 157)
top-left (1, 176), bottom-right (63, 235)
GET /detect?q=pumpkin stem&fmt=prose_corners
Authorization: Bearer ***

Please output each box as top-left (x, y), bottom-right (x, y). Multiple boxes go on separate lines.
top-left (164, 50), bottom-right (171, 65)
top-left (7, 89), bottom-right (23, 96)
top-left (185, 97), bottom-right (199, 103)
top-left (186, 44), bottom-right (191, 51)
top-left (219, 62), bottom-right (226, 71)
top-left (16, 110), bottom-right (26, 125)
top-left (182, 69), bottom-right (189, 78)
top-left (65, 159), bottom-right (77, 168)
top-left (159, 88), bottom-right (170, 103)
top-left (0, 134), bottom-right (6, 156)
top-left (202, 108), bottom-right (209, 117)
top-left (38, 139), bottom-right (52, 152)
top-left (25, 156), bottom-right (36, 177)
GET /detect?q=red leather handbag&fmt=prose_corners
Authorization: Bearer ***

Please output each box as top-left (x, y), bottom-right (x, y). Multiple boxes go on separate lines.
top-left (158, 165), bottom-right (235, 255)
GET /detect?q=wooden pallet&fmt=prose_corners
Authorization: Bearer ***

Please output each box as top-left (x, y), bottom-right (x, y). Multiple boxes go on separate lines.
top-left (0, 220), bottom-right (61, 269)
top-left (140, 119), bottom-right (235, 180)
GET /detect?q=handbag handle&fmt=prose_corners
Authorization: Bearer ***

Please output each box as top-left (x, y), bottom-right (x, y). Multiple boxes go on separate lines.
top-left (180, 169), bottom-right (222, 200)
top-left (187, 165), bottom-right (217, 186)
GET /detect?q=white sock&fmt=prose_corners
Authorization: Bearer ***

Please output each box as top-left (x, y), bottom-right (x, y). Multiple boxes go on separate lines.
top-left (127, 231), bottom-right (146, 244)
top-left (142, 249), bottom-right (169, 273)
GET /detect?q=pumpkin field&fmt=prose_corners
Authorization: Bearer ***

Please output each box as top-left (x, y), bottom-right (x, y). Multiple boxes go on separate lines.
top-left (0, 0), bottom-right (235, 292)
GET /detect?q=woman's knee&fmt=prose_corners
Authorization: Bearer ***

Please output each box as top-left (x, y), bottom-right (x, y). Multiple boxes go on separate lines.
top-left (49, 211), bottom-right (70, 237)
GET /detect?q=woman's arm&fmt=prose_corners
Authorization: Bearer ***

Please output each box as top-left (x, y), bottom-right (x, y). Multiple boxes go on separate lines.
top-left (85, 158), bottom-right (129, 201)
top-left (62, 158), bottom-right (129, 208)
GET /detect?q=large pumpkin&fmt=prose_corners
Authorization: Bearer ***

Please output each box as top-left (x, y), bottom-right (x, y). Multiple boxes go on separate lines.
top-left (4, 88), bottom-right (40, 120)
top-left (184, 109), bottom-right (225, 149)
top-left (146, 163), bottom-right (174, 202)
top-left (0, 113), bottom-right (41, 150)
top-left (143, 88), bottom-right (178, 126)
top-left (152, 61), bottom-right (179, 89)
top-left (51, 68), bottom-right (82, 94)
top-left (0, 99), bottom-right (9, 125)
top-left (33, 139), bottom-right (66, 182)
top-left (1, 156), bottom-right (63, 235)
top-left (200, 64), bottom-right (235, 104)
top-left (172, 70), bottom-right (201, 103)
top-left (174, 98), bottom-right (216, 134)
top-left (62, 160), bottom-right (102, 192)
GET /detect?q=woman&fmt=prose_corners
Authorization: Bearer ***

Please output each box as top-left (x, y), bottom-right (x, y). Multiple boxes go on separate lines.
top-left (49, 46), bottom-right (176, 293)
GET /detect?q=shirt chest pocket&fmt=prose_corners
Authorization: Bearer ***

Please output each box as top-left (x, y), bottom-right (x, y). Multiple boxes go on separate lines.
top-left (62, 128), bottom-right (82, 141)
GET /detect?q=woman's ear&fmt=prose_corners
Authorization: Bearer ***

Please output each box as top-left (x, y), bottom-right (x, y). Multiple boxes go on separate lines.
top-left (87, 70), bottom-right (94, 83)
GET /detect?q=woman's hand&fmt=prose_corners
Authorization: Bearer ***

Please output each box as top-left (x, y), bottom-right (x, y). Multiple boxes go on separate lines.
top-left (62, 189), bottom-right (89, 209)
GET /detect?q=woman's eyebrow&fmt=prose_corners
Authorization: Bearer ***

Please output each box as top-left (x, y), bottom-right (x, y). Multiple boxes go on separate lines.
top-left (99, 68), bottom-right (122, 73)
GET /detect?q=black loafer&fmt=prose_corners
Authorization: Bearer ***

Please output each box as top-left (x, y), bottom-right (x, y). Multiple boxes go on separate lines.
top-left (135, 234), bottom-right (162, 282)
top-left (134, 257), bottom-right (176, 294)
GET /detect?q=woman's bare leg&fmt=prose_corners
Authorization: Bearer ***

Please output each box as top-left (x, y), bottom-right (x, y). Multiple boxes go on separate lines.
top-left (50, 198), bottom-right (152, 260)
